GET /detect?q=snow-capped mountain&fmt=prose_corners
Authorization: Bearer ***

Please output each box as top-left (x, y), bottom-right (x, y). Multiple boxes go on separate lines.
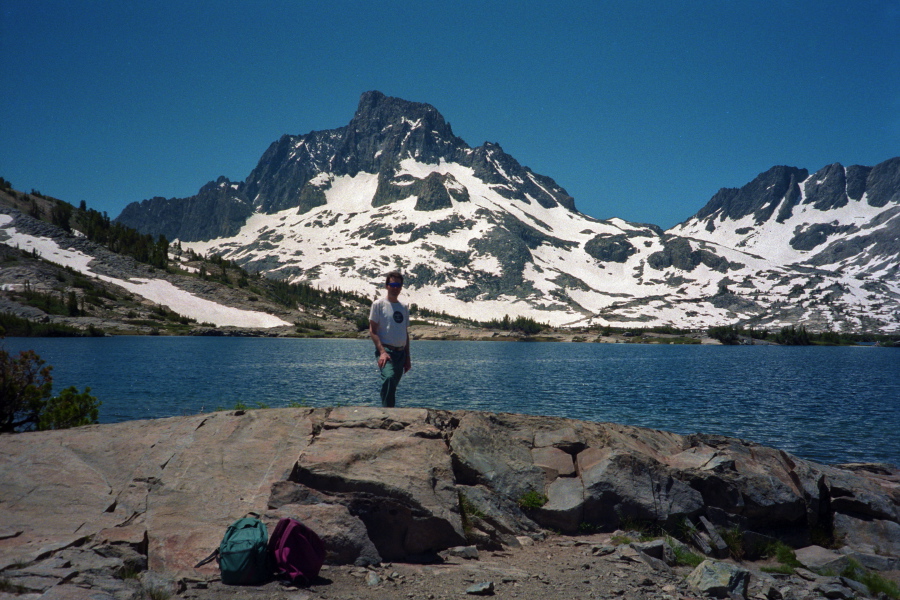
top-left (116, 92), bottom-right (900, 332)
top-left (669, 160), bottom-right (900, 332)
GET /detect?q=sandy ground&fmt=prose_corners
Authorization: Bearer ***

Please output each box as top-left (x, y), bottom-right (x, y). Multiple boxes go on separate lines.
top-left (177, 533), bottom-right (703, 600)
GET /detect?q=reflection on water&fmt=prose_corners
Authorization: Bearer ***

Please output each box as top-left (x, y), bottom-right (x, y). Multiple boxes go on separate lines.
top-left (6, 337), bottom-right (899, 466)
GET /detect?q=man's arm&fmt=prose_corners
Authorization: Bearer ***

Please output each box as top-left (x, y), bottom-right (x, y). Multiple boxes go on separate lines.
top-left (403, 332), bottom-right (411, 372)
top-left (369, 320), bottom-right (390, 368)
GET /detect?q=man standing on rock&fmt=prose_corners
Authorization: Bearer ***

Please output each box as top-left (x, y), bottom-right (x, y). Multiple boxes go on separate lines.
top-left (369, 271), bottom-right (411, 407)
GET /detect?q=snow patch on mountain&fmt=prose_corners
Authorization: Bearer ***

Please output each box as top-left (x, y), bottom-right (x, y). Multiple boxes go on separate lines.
top-left (0, 215), bottom-right (289, 328)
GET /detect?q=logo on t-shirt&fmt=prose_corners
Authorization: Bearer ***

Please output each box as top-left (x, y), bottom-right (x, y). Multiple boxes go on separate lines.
top-left (393, 310), bottom-right (404, 323)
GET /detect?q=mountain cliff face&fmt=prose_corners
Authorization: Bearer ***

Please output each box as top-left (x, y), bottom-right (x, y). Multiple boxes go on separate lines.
top-left (115, 92), bottom-right (900, 331)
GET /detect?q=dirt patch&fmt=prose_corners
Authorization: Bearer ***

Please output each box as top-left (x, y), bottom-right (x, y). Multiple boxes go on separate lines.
top-left (179, 534), bottom-right (698, 600)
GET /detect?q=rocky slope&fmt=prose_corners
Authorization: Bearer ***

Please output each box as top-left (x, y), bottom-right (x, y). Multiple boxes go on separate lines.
top-left (1, 407), bottom-right (898, 598)
top-left (0, 191), bottom-right (364, 334)
top-left (115, 92), bottom-right (900, 332)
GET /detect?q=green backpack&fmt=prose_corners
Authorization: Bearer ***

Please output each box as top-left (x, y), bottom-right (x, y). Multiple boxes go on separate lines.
top-left (196, 516), bottom-right (270, 585)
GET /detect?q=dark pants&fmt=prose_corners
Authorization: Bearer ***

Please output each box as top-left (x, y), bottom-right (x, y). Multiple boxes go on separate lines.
top-left (376, 347), bottom-right (407, 408)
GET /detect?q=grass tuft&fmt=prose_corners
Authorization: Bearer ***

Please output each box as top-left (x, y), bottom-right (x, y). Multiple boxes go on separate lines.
top-left (672, 544), bottom-right (705, 567)
top-left (759, 541), bottom-right (802, 575)
top-left (140, 584), bottom-right (171, 600)
top-left (517, 490), bottom-right (548, 510)
top-left (721, 526), bottom-right (745, 561)
top-left (841, 559), bottom-right (900, 599)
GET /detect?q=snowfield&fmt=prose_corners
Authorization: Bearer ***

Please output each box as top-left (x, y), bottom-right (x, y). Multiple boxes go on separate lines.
top-left (0, 215), bottom-right (290, 328)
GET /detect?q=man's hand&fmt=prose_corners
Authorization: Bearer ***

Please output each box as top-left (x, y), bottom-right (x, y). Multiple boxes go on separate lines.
top-left (378, 351), bottom-right (390, 368)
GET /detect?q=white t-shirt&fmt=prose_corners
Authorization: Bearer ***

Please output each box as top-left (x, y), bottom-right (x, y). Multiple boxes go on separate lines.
top-left (369, 297), bottom-right (409, 347)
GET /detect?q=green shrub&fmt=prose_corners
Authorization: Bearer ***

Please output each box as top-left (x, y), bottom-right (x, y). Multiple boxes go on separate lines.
top-left (459, 492), bottom-right (487, 539)
top-left (140, 583), bottom-right (171, 600)
top-left (0, 346), bottom-right (100, 433)
top-left (675, 517), bottom-right (699, 540)
top-left (459, 494), bottom-right (484, 535)
top-left (578, 522), bottom-right (601, 534)
top-left (0, 577), bottom-right (27, 594)
top-left (517, 490), bottom-right (548, 510)
top-left (485, 315), bottom-right (547, 335)
top-left (37, 386), bottom-right (100, 430)
top-left (616, 517), bottom-right (659, 541)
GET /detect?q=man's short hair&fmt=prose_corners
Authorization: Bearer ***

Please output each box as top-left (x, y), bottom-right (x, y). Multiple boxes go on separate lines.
top-left (385, 271), bottom-right (403, 285)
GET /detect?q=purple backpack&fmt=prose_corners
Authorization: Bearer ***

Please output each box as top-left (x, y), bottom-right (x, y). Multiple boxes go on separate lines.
top-left (267, 518), bottom-right (326, 585)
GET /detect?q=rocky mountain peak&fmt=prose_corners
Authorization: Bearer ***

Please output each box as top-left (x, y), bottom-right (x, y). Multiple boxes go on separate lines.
top-left (118, 91), bottom-right (579, 241)
top-left (351, 91), bottom-right (450, 137)
top-left (338, 91), bottom-right (469, 172)
top-left (694, 165), bottom-right (809, 226)
top-left (688, 158), bottom-right (900, 231)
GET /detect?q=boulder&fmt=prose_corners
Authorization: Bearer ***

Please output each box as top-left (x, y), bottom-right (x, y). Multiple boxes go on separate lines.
top-left (145, 410), bottom-right (317, 575)
top-left (616, 544), bottom-right (673, 574)
top-left (686, 559), bottom-right (750, 599)
top-left (840, 548), bottom-right (900, 572)
top-left (465, 581), bottom-right (495, 595)
top-left (820, 463), bottom-right (900, 522)
top-left (448, 412), bottom-right (545, 500)
top-left (455, 484), bottom-right (543, 540)
top-left (630, 539), bottom-right (675, 564)
top-left (814, 579), bottom-right (858, 600)
top-left (533, 425), bottom-right (586, 454)
top-left (682, 517), bottom-right (714, 556)
top-left (531, 446), bottom-right (576, 481)
top-left (699, 515), bottom-right (730, 558)
top-left (672, 436), bottom-right (818, 531)
top-left (288, 407), bottom-right (465, 560)
top-left (445, 545), bottom-right (479, 560)
top-left (578, 447), bottom-right (704, 528)
top-left (534, 476), bottom-right (584, 533)
top-left (794, 545), bottom-right (849, 573)
top-left (832, 512), bottom-right (900, 557)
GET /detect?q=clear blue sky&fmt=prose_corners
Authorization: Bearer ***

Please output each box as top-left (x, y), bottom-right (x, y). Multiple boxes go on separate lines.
top-left (2, 1), bottom-right (898, 229)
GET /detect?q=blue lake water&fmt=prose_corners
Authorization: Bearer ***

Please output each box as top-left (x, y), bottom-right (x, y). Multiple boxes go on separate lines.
top-left (5, 337), bottom-right (899, 467)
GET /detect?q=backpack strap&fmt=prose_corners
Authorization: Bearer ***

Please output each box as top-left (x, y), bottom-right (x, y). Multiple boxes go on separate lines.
top-left (194, 548), bottom-right (219, 568)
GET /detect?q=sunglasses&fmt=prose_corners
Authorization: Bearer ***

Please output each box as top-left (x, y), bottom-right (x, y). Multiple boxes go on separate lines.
top-left (387, 282), bottom-right (403, 288)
